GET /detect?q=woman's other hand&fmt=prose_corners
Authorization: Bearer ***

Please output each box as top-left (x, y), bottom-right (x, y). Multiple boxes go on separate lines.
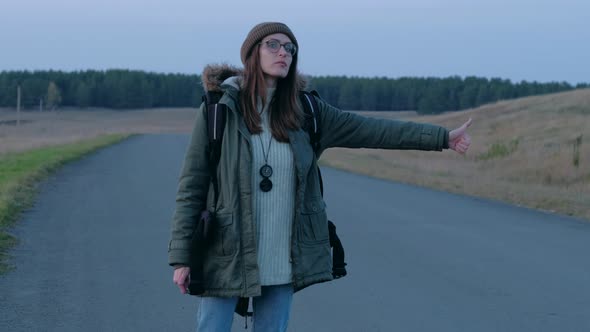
top-left (449, 118), bottom-right (473, 154)
top-left (173, 266), bottom-right (191, 294)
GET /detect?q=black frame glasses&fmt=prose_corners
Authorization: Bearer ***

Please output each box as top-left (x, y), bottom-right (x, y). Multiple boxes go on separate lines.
top-left (260, 39), bottom-right (297, 56)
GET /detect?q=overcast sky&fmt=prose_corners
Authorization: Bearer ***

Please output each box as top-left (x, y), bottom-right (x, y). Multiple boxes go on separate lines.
top-left (1, 0), bottom-right (588, 83)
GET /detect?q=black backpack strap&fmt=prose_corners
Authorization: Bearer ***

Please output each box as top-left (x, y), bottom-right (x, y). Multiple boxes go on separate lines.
top-left (235, 297), bottom-right (253, 323)
top-left (328, 221), bottom-right (347, 278)
top-left (299, 90), bottom-right (324, 195)
top-left (203, 91), bottom-right (227, 208)
top-left (299, 90), bottom-right (322, 154)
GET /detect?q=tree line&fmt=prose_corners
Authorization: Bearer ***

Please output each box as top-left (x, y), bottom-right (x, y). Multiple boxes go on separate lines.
top-left (308, 76), bottom-right (588, 114)
top-left (1, 70), bottom-right (587, 114)
top-left (0, 70), bottom-right (200, 110)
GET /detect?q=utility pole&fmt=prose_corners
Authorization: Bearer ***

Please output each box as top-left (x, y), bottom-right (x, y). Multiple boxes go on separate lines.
top-left (17, 85), bottom-right (21, 126)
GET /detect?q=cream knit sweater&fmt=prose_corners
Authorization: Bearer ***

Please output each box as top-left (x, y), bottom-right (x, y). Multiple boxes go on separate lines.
top-left (251, 88), bottom-right (296, 285)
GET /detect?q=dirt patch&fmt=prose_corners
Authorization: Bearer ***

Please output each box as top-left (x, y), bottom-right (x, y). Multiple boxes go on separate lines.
top-left (0, 108), bottom-right (196, 154)
top-left (0, 119), bottom-right (34, 126)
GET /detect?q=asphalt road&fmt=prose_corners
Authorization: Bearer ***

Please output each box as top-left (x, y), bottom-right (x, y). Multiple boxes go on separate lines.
top-left (1, 134), bottom-right (589, 331)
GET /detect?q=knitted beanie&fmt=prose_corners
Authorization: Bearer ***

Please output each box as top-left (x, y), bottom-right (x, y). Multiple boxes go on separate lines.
top-left (240, 22), bottom-right (298, 64)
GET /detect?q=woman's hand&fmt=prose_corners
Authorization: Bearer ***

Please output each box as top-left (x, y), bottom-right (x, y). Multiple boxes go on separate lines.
top-left (173, 266), bottom-right (191, 294)
top-left (449, 118), bottom-right (473, 154)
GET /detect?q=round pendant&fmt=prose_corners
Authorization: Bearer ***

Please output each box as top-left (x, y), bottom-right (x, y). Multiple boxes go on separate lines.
top-left (260, 164), bottom-right (273, 178)
top-left (260, 178), bottom-right (273, 192)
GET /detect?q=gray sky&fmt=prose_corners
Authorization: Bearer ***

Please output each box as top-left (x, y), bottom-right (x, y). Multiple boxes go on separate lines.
top-left (1, 0), bottom-right (589, 83)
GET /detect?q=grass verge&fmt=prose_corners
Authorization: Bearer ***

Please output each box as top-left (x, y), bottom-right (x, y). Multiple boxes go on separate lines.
top-left (0, 134), bottom-right (132, 274)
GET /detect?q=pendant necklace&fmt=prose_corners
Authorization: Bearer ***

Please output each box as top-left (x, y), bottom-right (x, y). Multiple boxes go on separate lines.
top-left (258, 134), bottom-right (273, 192)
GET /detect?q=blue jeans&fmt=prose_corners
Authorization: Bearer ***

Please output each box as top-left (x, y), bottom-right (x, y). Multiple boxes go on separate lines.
top-left (196, 284), bottom-right (294, 332)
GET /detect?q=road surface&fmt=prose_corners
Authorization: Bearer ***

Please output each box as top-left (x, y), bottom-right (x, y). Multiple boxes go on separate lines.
top-left (1, 134), bottom-right (589, 331)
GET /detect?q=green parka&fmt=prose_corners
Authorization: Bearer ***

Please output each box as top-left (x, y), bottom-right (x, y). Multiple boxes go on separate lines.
top-left (168, 65), bottom-right (449, 298)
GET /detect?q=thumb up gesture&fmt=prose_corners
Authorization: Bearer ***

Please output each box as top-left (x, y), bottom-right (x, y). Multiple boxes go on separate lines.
top-left (449, 118), bottom-right (473, 154)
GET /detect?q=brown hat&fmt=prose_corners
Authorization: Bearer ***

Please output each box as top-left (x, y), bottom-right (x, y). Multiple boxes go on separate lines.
top-left (240, 22), bottom-right (298, 64)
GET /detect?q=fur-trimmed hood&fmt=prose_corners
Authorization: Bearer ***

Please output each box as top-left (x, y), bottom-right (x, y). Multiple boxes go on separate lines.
top-left (201, 64), bottom-right (243, 93)
top-left (201, 63), bottom-right (308, 93)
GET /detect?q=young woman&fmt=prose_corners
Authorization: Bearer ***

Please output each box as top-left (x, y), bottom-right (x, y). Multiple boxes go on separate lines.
top-left (169, 22), bottom-right (472, 331)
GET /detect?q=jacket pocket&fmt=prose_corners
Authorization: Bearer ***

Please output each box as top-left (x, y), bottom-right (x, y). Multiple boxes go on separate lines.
top-left (298, 197), bottom-right (329, 245)
top-left (210, 212), bottom-right (237, 257)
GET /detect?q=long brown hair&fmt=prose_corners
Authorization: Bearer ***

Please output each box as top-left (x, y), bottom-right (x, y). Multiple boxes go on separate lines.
top-left (239, 43), bottom-right (303, 142)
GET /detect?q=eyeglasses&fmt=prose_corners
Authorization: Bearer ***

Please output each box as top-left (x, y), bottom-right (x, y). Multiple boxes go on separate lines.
top-left (260, 39), bottom-right (297, 56)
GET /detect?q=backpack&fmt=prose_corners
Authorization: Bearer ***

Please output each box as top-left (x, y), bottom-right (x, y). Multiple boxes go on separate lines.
top-left (190, 90), bottom-right (347, 318)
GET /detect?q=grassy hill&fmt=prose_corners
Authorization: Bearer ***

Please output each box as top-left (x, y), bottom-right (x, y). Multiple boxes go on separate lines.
top-left (321, 88), bottom-right (590, 220)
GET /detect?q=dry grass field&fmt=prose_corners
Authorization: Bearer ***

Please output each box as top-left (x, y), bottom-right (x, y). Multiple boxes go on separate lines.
top-left (1, 89), bottom-right (589, 220)
top-left (322, 89), bottom-right (590, 220)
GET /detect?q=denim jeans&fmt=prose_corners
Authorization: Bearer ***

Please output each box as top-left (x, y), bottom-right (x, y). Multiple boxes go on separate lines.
top-left (196, 283), bottom-right (294, 332)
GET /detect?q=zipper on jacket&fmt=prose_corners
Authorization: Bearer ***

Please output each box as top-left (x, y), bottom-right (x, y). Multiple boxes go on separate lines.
top-left (287, 132), bottom-right (302, 279)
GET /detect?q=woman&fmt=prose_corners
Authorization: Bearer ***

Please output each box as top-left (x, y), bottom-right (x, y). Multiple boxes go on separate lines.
top-left (169, 22), bottom-right (472, 331)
